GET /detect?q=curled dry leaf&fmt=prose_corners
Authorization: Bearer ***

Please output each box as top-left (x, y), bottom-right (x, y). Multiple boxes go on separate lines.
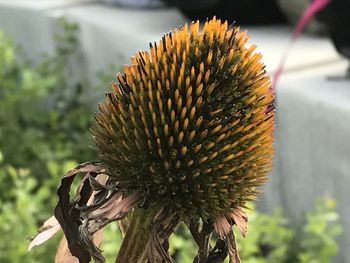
top-left (29, 161), bottom-right (139, 263)
top-left (54, 162), bottom-right (104, 263)
top-left (148, 213), bottom-right (179, 263)
top-left (28, 173), bottom-right (109, 253)
top-left (226, 231), bottom-right (241, 263)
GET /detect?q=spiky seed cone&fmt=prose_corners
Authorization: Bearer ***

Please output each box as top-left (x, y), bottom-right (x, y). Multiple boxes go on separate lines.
top-left (92, 18), bottom-right (274, 221)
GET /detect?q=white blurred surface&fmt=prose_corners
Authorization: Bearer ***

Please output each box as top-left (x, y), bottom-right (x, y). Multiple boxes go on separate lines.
top-left (261, 60), bottom-right (350, 263)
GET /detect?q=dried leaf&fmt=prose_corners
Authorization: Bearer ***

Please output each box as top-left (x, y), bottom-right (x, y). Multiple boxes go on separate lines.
top-left (206, 239), bottom-right (228, 263)
top-left (54, 162), bottom-right (103, 263)
top-left (188, 220), bottom-right (213, 263)
top-left (148, 212), bottom-right (180, 263)
top-left (226, 231), bottom-right (241, 263)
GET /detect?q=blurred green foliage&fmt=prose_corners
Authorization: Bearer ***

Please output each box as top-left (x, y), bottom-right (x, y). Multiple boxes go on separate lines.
top-left (295, 198), bottom-right (342, 263)
top-left (0, 156), bottom-right (70, 262)
top-left (0, 19), bottom-right (342, 263)
top-left (0, 17), bottom-right (97, 262)
top-left (0, 18), bottom-right (95, 189)
top-left (235, 205), bottom-right (293, 263)
top-left (236, 199), bottom-right (342, 263)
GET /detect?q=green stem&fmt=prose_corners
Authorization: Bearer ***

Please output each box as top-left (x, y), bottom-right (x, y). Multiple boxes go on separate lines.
top-left (115, 208), bottom-right (154, 263)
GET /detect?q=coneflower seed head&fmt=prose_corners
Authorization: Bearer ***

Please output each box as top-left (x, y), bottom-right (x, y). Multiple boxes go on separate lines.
top-left (91, 18), bottom-right (275, 221)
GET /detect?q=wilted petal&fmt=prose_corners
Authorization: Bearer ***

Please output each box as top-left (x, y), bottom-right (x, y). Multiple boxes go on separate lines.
top-left (214, 214), bottom-right (231, 239)
top-left (76, 192), bottom-right (141, 263)
top-left (28, 216), bottom-right (61, 251)
top-left (85, 192), bottom-right (141, 233)
top-left (64, 162), bottom-right (103, 178)
top-left (229, 208), bottom-right (248, 237)
top-left (89, 174), bottom-right (109, 192)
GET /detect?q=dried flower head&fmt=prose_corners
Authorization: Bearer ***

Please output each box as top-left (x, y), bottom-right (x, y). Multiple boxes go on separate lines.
top-left (29, 17), bottom-right (275, 263)
top-left (92, 18), bottom-right (274, 222)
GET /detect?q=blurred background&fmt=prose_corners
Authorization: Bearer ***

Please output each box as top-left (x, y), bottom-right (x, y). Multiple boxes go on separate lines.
top-left (0, 0), bottom-right (349, 262)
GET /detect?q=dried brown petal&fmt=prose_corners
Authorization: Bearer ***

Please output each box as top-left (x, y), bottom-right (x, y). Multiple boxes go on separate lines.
top-left (214, 214), bottom-right (231, 239)
top-left (28, 216), bottom-right (61, 251)
top-left (229, 208), bottom-right (248, 237)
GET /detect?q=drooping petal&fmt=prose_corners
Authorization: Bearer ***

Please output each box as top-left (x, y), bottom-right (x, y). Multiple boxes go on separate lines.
top-left (28, 216), bottom-right (61, 251)
top-left (83, 192), bottom-right (141, 233)
top-left (214, 214), bottom-right (231, 239)
top-left (228, 208), bottom-right (248, 237)
top-left (78, 192), bottom-right (141, 263)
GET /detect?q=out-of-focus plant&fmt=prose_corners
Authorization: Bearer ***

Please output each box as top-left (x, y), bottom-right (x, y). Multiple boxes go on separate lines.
top-left (0, 17), bottom-right (98, 262)
top-left (235, 197), bottom-right (341, 263)
top-left (0, 18), bottom-right (95, 190)
top-left (296, 197), bottom-right (342, 263)
top-left (0, 149), bottom-right (77, 262)
top-left (235, 204), bottom-right (294, 263)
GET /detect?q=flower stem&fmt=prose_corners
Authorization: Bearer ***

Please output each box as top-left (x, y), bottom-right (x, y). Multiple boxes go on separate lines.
top-left (115, 208), bottom-right (154, 263)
